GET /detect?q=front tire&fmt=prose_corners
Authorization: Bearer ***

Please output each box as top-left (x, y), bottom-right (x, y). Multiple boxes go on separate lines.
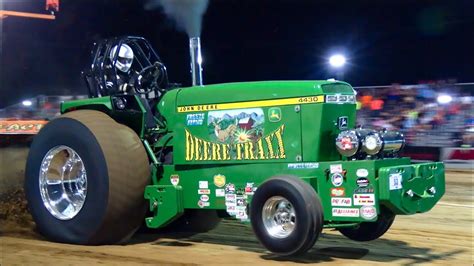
top-left (338, 207), bottom-right (395, 241)
top-left (250, 175), bottom-right (323, 256)
top-left (25, 110), bottom-right (150, 245)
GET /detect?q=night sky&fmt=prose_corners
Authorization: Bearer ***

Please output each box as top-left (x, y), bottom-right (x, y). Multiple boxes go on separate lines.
top-left (1, 0), bottom-right (473, 107)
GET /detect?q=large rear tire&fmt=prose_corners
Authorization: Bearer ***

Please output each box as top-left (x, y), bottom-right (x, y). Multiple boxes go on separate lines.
top-left (338, 207), bottom-right (395, 241)
top-left (25, 110), bottom-right (150, 244)
top-left (250, 175), bottom-right (323, 256)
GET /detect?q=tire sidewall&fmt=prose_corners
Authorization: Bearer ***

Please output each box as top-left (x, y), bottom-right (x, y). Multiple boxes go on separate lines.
top-left (250, 178), bottom-right (313, 255)
top-left (25, 117), bottom-right (109, 244)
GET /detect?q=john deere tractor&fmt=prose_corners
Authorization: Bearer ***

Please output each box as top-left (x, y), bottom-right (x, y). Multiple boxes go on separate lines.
top-left (25, 36), bottom-right (445, 255)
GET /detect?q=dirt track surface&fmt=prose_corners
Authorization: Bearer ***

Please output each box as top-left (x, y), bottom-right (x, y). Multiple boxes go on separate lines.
top-left (1, 147), bottom-right (473, 265)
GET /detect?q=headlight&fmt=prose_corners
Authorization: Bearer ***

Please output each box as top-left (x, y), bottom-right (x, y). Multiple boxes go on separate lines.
top-left (362, 133), bottom-right (383, 155)
top-left (335, 130), bottom-right (359, 157)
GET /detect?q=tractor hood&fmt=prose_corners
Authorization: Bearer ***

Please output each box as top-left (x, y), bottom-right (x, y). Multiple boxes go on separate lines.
top-left (176, 80), bottom-right (355, 107)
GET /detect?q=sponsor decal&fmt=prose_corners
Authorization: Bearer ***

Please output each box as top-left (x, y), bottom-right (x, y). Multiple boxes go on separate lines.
top-left (332, 208), bottom-right (359, 217)
top-left (330, 187), bottom-right (345, 197)
top-left (360, 206), bottom-right (377, 220)
top-left (389, 173), bottom-right (403, 190)
top-left (184, 125), bottom-right (286, 161)
top-left (353, 194), bottom-right (375, 206)
top-left (244, 183), bottom-right (256, 195)
top-left (0, 120), bottom-right (47, 135)
top-left (200, 195), bottom-right (209, 202)
top-left (268, 107), bottom-right (282, 122)
top-left (186, 113), bottom-right (204, 126)
top-left (225, 194), bottom-right (236, 201)
top-left (338, 116), bottom-right (348, 130)
top-left (170, 175), bottom-right (179, 186)
top-left (213, 174), bottom-right (226, 187)
top-left (226, 205), bottom-right (236, 214)
top-left (354, 186), bottom-right (374, 194)
top-left (236, 207), bottom-right (248, 220)
top-left (356, 169), bottom-right (369, 177)
top-left (225, 183), bottom-right (236, 194)
top-left (356, 177), bottom-right (370, 187)
top-left (215, 189), bottom-right (225, 197)
top-left (236, 196), bottom-right (247, 207)
top-left (330, 164), bottom-right (343, 174)
top-left (331, 173), bottom-right (344, 187)
top-left (177, 95), bottom-right (325, 113)
top-left (199, 181), bottom-right (208, 189)
top-left (288, 162), bottom-right (319, 169)
top-left (198, 200), bottom-right (210, 208)
top-left (198, 189), bottom-right (211, 195)
top-left (331, 197), bottom-right (352, 207)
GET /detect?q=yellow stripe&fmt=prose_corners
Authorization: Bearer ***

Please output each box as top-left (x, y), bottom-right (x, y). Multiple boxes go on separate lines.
top-left (177, 95), bottom-right (324, 113)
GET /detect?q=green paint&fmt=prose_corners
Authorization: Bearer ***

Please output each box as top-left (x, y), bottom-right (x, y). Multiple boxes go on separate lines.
top-left (144, 185), bottom-right (184, 228)
top-left (61, 80), bottom-right (444, 230)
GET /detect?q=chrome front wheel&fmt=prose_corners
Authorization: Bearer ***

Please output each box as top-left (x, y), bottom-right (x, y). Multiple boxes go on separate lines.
top-left (39, 145), bottom-right (87, 220)
top-left (262, 196), bottom-right (296, 238)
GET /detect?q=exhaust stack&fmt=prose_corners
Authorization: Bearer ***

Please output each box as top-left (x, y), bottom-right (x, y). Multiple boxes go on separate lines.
top-left (189, 37), bottom-right (203, 86)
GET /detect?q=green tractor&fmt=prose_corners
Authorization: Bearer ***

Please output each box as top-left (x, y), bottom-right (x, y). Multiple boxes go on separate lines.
top-left (25, 36), bottom-right (445, 255)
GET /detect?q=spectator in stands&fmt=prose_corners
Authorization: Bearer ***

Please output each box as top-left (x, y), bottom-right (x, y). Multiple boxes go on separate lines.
top-left (370, 95), bottom-right (384, 117)
top-left (359, 91), bottom-right (373, 110)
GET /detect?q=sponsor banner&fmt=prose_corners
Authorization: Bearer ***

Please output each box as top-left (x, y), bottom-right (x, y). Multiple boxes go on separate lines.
top-left (332, 208), bottom-right (359, 217)
top-left (353, 194), bottom-right (375, 206)
top-left (331, 197), bottom-right (352, 207)
top-left (441, 147), bottom-right (474, 162)
top-left (200, 195), bottom-right (209, 202)
top-left (0, 120), bottom-right (47, 135)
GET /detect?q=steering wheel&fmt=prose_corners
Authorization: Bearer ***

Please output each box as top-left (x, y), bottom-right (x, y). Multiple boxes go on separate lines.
top-left (133, 62), bottom-right (167, 95)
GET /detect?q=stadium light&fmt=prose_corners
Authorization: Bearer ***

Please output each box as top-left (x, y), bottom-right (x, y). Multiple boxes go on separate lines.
top-left (22, 100), bottom-right (33, 107)
top-left (437, 94), bottom-right (452, 104)
top-left (329, 54), bottom-right (346, 68)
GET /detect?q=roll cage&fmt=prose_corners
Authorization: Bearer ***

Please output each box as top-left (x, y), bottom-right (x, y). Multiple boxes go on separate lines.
top-left (83, 36), bottom-right (169, 98)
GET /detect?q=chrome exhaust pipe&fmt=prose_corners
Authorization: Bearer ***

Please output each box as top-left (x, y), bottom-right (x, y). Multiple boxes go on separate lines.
top-left (189, 37), bottom-right (203, 86)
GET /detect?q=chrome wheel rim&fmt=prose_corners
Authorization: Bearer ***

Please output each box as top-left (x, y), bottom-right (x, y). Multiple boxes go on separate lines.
top-left (39, 145), bottom-right (87, 220)
top-left (262, 196), bottom-right (296, 238)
